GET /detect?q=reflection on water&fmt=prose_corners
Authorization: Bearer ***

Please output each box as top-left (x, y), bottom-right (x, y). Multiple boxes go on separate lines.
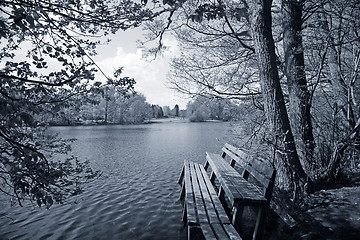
top-left (0, 121), bottom-right (230, 240)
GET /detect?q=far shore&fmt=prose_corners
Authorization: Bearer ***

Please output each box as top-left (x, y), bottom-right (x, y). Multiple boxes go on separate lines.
top-left (46, 117), bottom-right (228, 127)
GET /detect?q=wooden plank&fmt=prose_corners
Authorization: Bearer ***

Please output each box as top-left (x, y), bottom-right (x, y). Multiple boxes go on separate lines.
top-left (194, 163), bottom-right (221, 225)
top-left (180, 181), bottom-right (185, 200)
top-left (184, 161), bottom-right (197, 225)
top-left (222, 147), bottom-right (272, 188)
top-left (199, 165), bottom-right (231, 225)
top-left (223, 224), bottom-right (243, 240)
top-left (189, 162), bottom-right (208, 224)
top-left (224, 144), bottom-right (275, 180)
top-left (206, 153), bottom-right (266, 203)
top-left (208, 152), bottom-right (240, 177)
top-left (211, 223), bottom-right (229, 239)
top-left (200, 223), bottom-right (216, 240)
top-left (178, 163), bottom-right (185, 184)
top-left (252, 205), bottom-right (266, 240)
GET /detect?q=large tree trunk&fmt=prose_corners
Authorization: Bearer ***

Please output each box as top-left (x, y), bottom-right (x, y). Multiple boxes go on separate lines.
top-left (248, 0), bottom-right (310, 192)
top-left (282, 0), bottom-right (315, 175)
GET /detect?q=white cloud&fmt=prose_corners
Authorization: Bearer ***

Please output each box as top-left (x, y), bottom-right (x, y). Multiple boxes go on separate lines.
top-left (95, 36), bottom-right (187, 109)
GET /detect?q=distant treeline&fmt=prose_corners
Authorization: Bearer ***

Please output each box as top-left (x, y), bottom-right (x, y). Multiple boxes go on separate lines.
top-left (186, 96), bottom-right (241, 122)
top-left (37, 85), bottom-right (241, 125)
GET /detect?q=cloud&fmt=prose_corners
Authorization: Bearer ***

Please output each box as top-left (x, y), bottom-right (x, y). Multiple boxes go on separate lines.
top-left (95, 36), bottom-right (187, 109)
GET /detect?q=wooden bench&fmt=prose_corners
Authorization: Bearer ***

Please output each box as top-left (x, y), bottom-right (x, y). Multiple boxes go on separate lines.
top-left (178, 160), bottom-right (242, 240)
top-left (205, 143), bottom-right (276, 240)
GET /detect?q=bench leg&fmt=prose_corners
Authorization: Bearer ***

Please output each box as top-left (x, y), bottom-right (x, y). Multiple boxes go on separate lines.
top-left (204, 160), bottom-right (209, 170)
top-left (179, 182), bottom-right (185, 200)
top-left (252, 204), bottom-right (267, 240)
top-left (210, 171), bottom-right (216, 183)
top-left (232, 202), bottom-right (244, 231)
top-left (188, 225), bottom-right (204, 240)
top-left (217, 186), bottom-right (232, 216)
top-left (182, 203), bottom-right (187, 224)
top-left (178, 164), bottom-right (185, 184)
top-left (218, 186), bottom-right (225, 203)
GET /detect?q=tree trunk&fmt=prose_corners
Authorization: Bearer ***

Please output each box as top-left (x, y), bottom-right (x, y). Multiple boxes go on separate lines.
top-left (326, 31), bottom-right (355, 130)
top-left (104, 88), bottom-right (108, 124)
top-left (248, 0), bottom-right (310, 192)
top-left (282, 0), bottom-right (315, 175)
top-left (318, 10), bottom-right (356, 179)
top-left (324, 118), bottom-right (360, 180)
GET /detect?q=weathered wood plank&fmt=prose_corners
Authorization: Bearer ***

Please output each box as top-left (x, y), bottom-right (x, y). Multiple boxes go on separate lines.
top-left (194, 163), bottom-right (220, 225)
top-left (200, 223), bottom-right (216, 240)
top-left (178, 163), bottom-right (185, 184)
top-left (223, 143), bottom-right (275, 180)
top-left (180, 160), bottom-right (244, 240)
top-left (222, 147), bottom-right (272, 188)
top-left (223, 224), bottom-right (243, 240)
top-left (184, 161), bottom-right (197, 225)
top-left (190, 162), bottom-right (208, 224)
top-left (206, 152), bottom-right (266, 203)
top-left (199, 165), bottom-right (231, 225)
top-left (211, 223), bottom-right (229, 239)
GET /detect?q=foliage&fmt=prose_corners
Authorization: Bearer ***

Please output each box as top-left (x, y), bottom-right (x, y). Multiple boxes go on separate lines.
top-left (0, 0), bottom-right (155, 207)
top-left (143, 0), bottom-right (360, 192)
top-left (186, 96), bottom-right (239, 122)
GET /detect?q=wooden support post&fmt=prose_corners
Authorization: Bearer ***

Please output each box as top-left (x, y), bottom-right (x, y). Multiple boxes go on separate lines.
top-left (204, 161), bottom-right (209, 170)
top-left (252, 204), bottom-right (267, 240)
top-left (210, 171), bottom-right (216, 183)
top-left (230, 159), bottom-right (236, 167)
top-left (182, 204), bottom-right (187, 224)
top-left (232, 202), bottom-right (244, 231)
top-left (180, 182), bottom-right (185, 200)
top-left (242, 169), bottom-right (250, 180)
top-left (188, 226), bottom-right (204, 240)
top-left (178, 164), bottom-right (185, 184)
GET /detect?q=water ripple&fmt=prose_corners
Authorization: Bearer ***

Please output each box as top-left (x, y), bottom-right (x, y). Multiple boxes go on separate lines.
top-left (0, 122), bottom-right (229, 239)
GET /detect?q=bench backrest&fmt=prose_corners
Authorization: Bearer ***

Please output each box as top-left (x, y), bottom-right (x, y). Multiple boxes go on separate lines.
top-left (221, 143), bottom-right (276, 201)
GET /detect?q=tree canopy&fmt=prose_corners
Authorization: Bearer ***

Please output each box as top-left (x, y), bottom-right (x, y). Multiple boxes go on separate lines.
top-left (143, 0), bottom-right (360, 196)
top-left (0, 0), bottom-right (157, 207)
top-left (1, 0), bottom-right (359, 208)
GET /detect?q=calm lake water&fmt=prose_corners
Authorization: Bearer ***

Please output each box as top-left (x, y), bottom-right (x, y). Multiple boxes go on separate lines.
top-left (0, 121), bottom-right (232, 240)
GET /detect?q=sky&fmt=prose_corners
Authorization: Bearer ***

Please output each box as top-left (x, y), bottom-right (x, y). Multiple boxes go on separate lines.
top-left (93, 28), bottom-right (189, 109)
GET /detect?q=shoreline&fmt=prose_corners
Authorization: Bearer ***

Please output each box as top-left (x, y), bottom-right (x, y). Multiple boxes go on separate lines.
top-left (45, 117), bottom-right (227, 127)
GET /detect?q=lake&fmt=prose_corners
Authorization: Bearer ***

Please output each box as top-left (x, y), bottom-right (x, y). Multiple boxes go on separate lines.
top-left (0, 121), bottom-right (232, 240)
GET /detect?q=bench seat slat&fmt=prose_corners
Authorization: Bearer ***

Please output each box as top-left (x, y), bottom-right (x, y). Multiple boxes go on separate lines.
top-left (223, 143), bottom-right (275, 180)
top-left (180, 160), bottom-right (242, 240)
top-left (184, 161), bottom-right (197, 225)
top-left (199, 164), bottom-right (231, 225)
top-left (200, 223), bottom-right (217, 239)
top-left (190, 162), bottom-right (208, 223)
top-left (195, 164), bottom-right (221, 225)
top-left (212, 223), bottom-right (230, 239)
top-left (223, 223), bottom-right (243, 240)
top-left (222, 148), bottom-right (272, 188)
top-left (206, 153), bottom-right (266, 204)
